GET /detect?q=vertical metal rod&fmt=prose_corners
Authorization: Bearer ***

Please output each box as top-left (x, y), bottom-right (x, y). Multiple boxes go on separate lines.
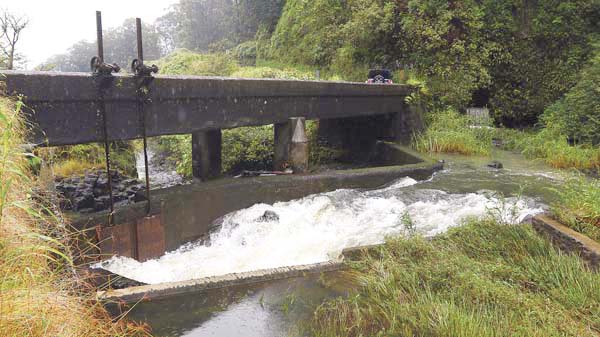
top-left (96, 11), bottom-right (104, 62)
top-left (136, 17), bottom-right (152, 216)
top-left (136, 18), bottom-right (144, 64)
top-left (96, 11), bottom-right (115, 221)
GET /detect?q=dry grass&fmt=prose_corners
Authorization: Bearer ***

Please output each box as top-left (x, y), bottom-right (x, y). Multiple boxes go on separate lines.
top-left (0, 97), bottom-right (149, 336)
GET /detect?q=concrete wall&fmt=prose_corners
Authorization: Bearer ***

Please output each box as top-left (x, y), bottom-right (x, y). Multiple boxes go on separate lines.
top-left (73, 144), bottom-right (441, 254)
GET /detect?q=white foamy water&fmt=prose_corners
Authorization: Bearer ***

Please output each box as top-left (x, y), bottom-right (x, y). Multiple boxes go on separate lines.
top-left (98, 177), bottom-right (544, 284)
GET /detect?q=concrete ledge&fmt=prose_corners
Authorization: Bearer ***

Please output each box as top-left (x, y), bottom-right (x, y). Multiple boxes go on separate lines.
top-left (98, 260), bottom-right (344, 303)
top-left (532, 214), bottom-right (600, 269)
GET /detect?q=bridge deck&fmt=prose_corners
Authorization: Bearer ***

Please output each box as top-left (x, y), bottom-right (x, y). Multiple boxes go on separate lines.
top-left (1, 71), bottom-right (414, 146)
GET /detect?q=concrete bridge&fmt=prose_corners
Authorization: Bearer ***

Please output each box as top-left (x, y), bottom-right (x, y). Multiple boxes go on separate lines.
top-left (0, 70), bottom-right (431, 265)
top-left (1, 70), bottom-right (421, 179)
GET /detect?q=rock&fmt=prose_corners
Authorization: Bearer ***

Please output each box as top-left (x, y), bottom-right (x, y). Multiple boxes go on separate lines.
top-left (94, 195), bottom-right (111, 211)
top-left (256, 210), bottom-right (280, 222)
top-left (73, 194), bottom-right (94, 210)
top-left (487, 161), bottom-right (503, 169)
top-left (55, 170), bottom-right (146, 213)
top-left (122, 178), bottom-right (138, 186)
top-left (114, 192), bottom-right (129, 202)
top-left (133, 191), bottom-right (147, 202)
top-left (96, 177), bottom-right (108, 189)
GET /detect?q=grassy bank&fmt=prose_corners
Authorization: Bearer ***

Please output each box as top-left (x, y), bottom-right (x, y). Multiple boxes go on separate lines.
top-left (551, 175), bottom-right (600, 242)
top-left (310, 220), bottom-right (600, 337)
top-left (0, 98), bottom-right (146, 336)
top-left (413, 109), bottom-right (493, 156)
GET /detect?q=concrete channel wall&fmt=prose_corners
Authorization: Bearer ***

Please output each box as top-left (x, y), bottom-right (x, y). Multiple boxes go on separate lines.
top-left (73, 144), bottom-right (442, 256)
top-left (101, 214), bottom-right (600, 304)
top-left (533, 214), bottom-right (600, 270)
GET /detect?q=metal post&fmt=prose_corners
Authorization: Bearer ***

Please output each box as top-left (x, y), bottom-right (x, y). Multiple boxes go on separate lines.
top-left (132, 17), bottom-right (158, 216)
top-left (96, 11), bottom-right (104, 63)
top-left (94, 11), bottom-right (115, 224)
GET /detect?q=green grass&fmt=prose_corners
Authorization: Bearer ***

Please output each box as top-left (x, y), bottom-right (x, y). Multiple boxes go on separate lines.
top-left (413, 109), bottom-right (493, 156)
top-left (38, 142), bottom-right (138, 178)
top-left (498, 128), bottom-right (600, 171)
top-left (0, 98), bottom-right (147, 336)
top-left (156, 49), bottom-right (240, 77)
top-left (551, 175), bottom-right (600, 242)
top-left (309, 220), bottom-right (600, 337)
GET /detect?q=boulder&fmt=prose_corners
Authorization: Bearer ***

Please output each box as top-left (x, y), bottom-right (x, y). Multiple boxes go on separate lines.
top-left (256, 210), bottom-right (280, 222)
top-left (73, 194), bottom-right (94, 210)
top-left (487, 161), bottom-right (503, 169)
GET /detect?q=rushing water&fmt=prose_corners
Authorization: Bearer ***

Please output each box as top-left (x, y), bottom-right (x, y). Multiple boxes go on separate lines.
top-left (115, 150), bottom-right (562, 336)
top-left (104, 150), bottom-right (557, 284)
top-left (136, 148), bottom-right (186, 190)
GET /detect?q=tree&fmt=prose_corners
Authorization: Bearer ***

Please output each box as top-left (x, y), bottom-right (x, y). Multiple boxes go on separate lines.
top-left (0, 9), bottom-right (28, 70)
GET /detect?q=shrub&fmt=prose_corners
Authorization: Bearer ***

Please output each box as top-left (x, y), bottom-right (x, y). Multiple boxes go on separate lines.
top-left (541, 52), bottom-right (600, 145)
top-left (413, 109), bottom-right (493, 155)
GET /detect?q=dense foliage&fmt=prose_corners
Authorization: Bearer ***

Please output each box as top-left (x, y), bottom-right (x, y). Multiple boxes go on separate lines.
top-left (270, 0), bottom-right (600, 126)
top-left (156, 0), bottom-right (285, 53)
top-left (541, 51), bottom-right (600, 145)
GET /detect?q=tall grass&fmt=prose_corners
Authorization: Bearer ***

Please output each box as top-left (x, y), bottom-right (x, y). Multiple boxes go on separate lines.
top-left (413, 109), bottom-right (493, 156)
top-left (502, 128), bottom-right (600, 170)
top-left (551, 175), bottom-right (600, 242)
top-left (310, 220), bottom-right (600, 337)
top-left (38, 142), bottom-right (138, 178)
top-left (0, 98), bottom-right (147, 336)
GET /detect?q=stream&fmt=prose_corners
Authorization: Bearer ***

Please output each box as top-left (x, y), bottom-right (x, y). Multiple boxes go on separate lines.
top-left (117, 149), bottom-right (561, 336)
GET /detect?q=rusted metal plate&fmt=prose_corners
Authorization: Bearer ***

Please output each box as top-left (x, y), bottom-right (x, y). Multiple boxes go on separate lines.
top-left (136, 215), bottom-right (166, 262)
top-left (97, 223), bottom-right (136, 259)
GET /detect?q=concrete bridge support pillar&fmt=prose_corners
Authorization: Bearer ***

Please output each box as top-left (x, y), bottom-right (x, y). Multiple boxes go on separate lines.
top-left (274, 118), bottom-right (309, 173)
top-left (192, 129), bottom-right (222, 181)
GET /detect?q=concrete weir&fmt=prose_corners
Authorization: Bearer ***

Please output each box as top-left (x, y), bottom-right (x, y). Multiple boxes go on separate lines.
top-left (80, 145), bottom-right (442, 303)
